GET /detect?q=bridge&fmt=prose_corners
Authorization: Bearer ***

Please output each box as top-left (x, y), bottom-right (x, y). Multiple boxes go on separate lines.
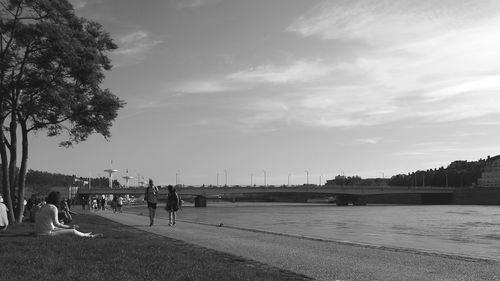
top-left (77, 185), bottom-right (456, 206)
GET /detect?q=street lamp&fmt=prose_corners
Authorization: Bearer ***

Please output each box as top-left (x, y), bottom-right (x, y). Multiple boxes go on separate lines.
top-left (263, 170), bottom-right (267, 186)
top-left (288, 173), bottom-right (291, 186)
top-left (250, 173), bottom-right (253, 186)
top-left (224, 169), bottom-right (228, 186)
top-left (305, 170), bottom-right (309, 185)
top-left (175, 170), bottom-right (180, 187)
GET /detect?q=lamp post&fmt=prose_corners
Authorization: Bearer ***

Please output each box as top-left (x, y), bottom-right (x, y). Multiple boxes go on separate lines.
top-left (319, 174), bottom-right (323, 186)
top-left (263, 170), bottom-right (267, 187)
top-left (288, 173), bottom-right (291, 187)
top-left (216, 172), bottom-right (219, 187)
top-left (224, 169), bottom-right (228, 186)
top-left (305, 170), bottom-right (309, 185)
top-left (175, 170), bottom-right (180, 187)
top-left (251, 173), bottom-right (253, 186)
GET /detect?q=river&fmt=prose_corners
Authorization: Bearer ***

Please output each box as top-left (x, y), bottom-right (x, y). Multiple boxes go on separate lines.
top-left (124, 202), bottom-right (500, 261)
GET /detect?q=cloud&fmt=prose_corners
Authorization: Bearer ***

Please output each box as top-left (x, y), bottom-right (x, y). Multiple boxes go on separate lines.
top-left (175, 0), bottom-right (222, 9)
top-left (287, 0), bottom-right (496, 45)
top-left (173, 80), bottom-right (234, 95)
top-left (113, 31), bottom-right (163, 57)
top-left (165, 1), bottom-right (500, 130)
top-left (227, 60), bottom-right (335, 84)
top-left (268, 0), bottom-right (500, 128)
top-left (356, 138), bottom-right (382, 144)
top-left (69, 0), bottom-right (106, 10)
top-left (70, 0), bottom-right (88, 10)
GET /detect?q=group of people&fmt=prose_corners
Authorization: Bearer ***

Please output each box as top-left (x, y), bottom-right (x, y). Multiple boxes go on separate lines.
top-left (0, 178), bottom-right (182, 237)
top-left (112, 195), bottom-right (124, 213)
top-left (0, 192), bottom-right (101, 238)
top-left (89, 196), bottom-right (107, 211)
top-left (144, 179), bottom-right (182, 227)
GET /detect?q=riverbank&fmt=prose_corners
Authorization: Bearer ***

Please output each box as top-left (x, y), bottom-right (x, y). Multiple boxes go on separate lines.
top-left (0, 213), bottom-right (311, 281)
top-left (93, 208), bottom-right (500, 281)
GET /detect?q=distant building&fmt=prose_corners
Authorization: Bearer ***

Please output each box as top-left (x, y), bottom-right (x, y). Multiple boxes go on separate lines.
top-left (477, 155), bottom-right (500, 188)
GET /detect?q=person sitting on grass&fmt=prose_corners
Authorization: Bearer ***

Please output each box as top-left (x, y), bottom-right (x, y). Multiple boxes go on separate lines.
top-left (0, 195), bottom-right (8, 232)
top-left (35, 191), bottom-right (102, 238)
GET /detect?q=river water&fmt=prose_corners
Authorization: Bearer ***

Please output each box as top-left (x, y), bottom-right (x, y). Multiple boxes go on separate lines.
top-left (126, 202), bottom-right (500, 261)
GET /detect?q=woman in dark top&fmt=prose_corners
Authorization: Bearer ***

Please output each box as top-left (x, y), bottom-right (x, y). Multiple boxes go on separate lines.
top-left (165, 185), bottom-right (181, 226)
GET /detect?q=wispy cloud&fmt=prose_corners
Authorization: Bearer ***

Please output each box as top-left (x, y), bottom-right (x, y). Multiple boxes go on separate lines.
top-left (113, 31), bottom-right (162, 56)
top-left (70, 0), bottom-right (88, 10)
top-left (175, 0), bottom-right (222, 9)
top-left (287, 0), bottom-right (493, 45)
top-left (356, 138), bottom-right (382, 145)
top-left (165, 0), bottom-right (500, 130)
top-left (69, 0), bottom-right (106, 11)
top-left (173, 80), bottom-right (236, 95)
top-left (227, 60), bottom-right (335, 84)
top-left (274, 0), bottom-right (500, 128)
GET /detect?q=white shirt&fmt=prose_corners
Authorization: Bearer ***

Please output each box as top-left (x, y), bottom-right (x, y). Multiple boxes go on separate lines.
top-left (0, 203), bottom-right (8, 227)
top-left (34, 204), bottom-right (62, 235)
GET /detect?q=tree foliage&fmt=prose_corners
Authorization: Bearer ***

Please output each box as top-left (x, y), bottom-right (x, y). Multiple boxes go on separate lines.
top-left (0, 0), bottom-right (124, 222)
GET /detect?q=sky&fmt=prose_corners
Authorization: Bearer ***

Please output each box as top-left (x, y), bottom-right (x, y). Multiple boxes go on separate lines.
top-left (27, 0), bottom-right (500, 186)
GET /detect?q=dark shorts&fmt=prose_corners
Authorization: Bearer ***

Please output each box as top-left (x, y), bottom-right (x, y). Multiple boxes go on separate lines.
top-left (147, 202), bottom-right (157, 209)
top-left (166, 206), bottom-right (179, 212)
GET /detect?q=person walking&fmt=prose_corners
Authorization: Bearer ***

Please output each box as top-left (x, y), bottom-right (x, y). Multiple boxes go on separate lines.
top-left (144, 179), bottom-right (159, 226)
top-left (165, 185), bottom-right (181, 226)
top-left (100, 195), bottom-right (106, 211)
top-left (112, 195), bottom-right (118, 213)
top-left (116, 195), bottom-right (123, 213)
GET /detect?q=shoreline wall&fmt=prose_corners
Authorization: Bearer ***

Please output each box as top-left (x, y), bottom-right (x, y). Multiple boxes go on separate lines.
top-left (223, 189), bottom-right (500, 205)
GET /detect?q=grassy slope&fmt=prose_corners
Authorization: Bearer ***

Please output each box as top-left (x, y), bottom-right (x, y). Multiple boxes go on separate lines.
top-left (0, 214), bottom-right (312, 281)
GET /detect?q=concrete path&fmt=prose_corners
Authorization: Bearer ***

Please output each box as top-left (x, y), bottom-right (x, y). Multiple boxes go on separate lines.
top-left (89, 210), bottom-right (500, 281)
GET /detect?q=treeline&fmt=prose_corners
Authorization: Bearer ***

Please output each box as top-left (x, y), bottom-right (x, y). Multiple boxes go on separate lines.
top-left (328, 157), bottom-right (489, 187)
top-left (21, 170), bottom-right (117, 190)
top-left (387, 160), bottom-right (485, 187)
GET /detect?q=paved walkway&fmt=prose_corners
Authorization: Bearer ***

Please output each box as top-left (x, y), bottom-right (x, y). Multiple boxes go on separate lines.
top-left (89, 209), bottom-right (500, 281)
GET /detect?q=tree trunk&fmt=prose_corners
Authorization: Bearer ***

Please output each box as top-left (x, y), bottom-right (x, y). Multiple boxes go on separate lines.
top-left (16, 120), bottom-right (29, 222)
top-left (8, 108), bottom-right (17, 219)
top-left (0, 128), bottom-right (14, 223)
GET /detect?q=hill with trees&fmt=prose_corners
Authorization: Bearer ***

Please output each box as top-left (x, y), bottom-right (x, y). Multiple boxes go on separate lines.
top-left (327, 157), bottom-right (490, 187)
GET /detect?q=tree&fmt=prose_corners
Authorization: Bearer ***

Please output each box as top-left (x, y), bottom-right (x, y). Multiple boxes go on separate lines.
top-left (0, 0), bottom-right (124, 222)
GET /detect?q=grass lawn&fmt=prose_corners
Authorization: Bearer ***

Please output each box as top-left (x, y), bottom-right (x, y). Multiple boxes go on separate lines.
top-left (0, 213), bottom-right (312, 281)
